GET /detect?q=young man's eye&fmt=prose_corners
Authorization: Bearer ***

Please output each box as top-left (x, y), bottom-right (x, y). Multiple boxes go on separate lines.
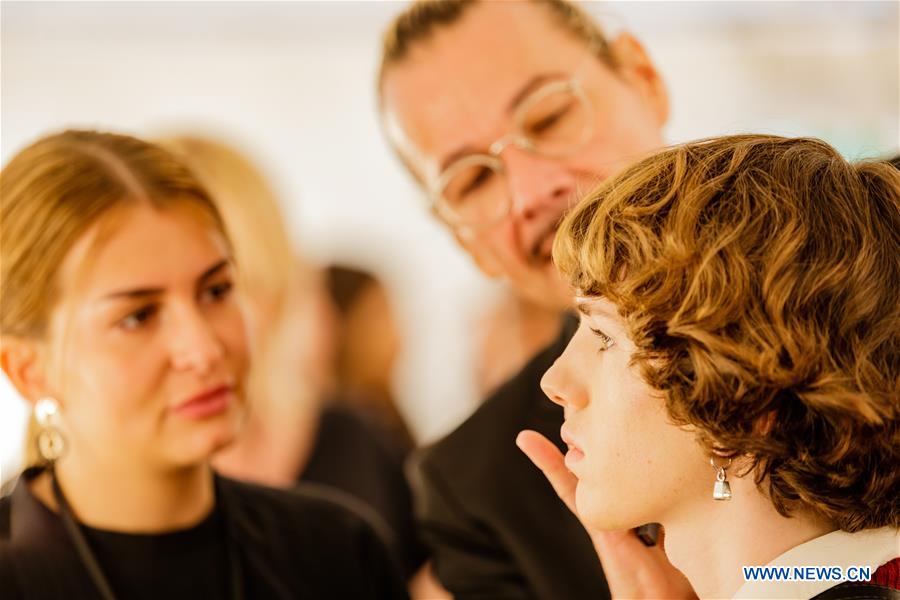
top-left (118, 305), bottom-right (157, 331)
top-left (201, 281), bottom-right (233, 304)
top-left (590, 327), bottom-right (615, 352)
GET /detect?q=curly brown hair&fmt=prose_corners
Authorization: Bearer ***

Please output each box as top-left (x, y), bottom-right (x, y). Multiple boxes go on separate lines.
top-left (554, 134), bottom-right (900, 532)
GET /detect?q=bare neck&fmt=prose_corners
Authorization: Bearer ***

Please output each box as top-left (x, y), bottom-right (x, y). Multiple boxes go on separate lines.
top-left (663, 474), bottom-right (834, 598)
top-left (30, 454), bottom-right (214, 534)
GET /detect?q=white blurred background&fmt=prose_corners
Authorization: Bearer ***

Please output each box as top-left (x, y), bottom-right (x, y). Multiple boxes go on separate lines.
top-left (2, 0), bottom-right (898, 480)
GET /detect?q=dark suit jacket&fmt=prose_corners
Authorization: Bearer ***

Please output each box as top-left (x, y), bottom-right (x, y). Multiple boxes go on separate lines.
top-left (408, 315), bottom-right (611, 600)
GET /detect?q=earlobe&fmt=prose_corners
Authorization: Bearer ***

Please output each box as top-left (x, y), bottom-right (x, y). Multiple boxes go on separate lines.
top-left (0, 336), bottom-right (51, 405)
top-left (610, 32), bottom-right (670, 128)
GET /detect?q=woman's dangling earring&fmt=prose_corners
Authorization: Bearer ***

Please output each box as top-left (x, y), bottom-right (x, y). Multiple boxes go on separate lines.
top-left (35, 397), bottom-right (66, 462)
top-left (710, 456), bottom-right (733, 501)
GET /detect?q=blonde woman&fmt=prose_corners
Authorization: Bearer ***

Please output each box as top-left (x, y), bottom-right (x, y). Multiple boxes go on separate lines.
top-left (0, 130), bottom-right (408, 599)
top-left (519, 135), bottom-right (899, 599)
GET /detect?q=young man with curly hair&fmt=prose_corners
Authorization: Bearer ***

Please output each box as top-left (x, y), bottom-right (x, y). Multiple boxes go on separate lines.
top-left (521, 134), bottom-right (900, 599)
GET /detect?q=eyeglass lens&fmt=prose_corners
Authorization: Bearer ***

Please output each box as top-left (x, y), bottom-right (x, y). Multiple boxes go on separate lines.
top-left (440, 84), bottom-right (590, 227)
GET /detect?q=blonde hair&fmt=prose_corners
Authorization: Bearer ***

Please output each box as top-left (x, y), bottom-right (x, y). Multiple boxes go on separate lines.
top-left (555, 134), bottom-right (900, 531)
top-left (160, 137), bottom-right (304, 309)
top-left (0, 129), bottom-right (226, 467)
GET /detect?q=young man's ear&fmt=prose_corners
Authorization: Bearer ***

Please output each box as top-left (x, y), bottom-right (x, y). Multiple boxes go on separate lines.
top-left (610, 32), bottom-right (670, 129)
top-left (0, 336), bottom-right (51, 407)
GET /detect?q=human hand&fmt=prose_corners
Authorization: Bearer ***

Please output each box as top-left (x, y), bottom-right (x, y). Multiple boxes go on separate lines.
top-left (516, 430), bottom-right (697, 600)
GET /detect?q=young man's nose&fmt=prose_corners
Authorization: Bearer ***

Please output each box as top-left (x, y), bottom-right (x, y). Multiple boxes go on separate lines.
top-left (540, 352), bottom-right (586, 411)
top-left (503, 146), bottom-right (575, 221)
top-left (169, 308), bottom-right (225, 375)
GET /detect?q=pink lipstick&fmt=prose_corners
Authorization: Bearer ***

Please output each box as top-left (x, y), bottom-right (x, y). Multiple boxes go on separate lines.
top-left (172, 385), bottom-right (233, 420)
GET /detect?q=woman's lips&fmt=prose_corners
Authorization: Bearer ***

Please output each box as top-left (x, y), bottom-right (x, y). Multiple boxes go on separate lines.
top-left (172, 385), bottom-right (233, 420)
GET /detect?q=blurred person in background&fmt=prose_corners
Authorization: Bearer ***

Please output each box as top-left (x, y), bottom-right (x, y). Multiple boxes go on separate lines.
top-left (520, 134), bottom-right (900, 599)
top-left (322, 265), bottom-right (416, 452)
top-left (0, 129), bottom-right (408, 599)
top-left (162, 135), bottom-right (426, 581)
top-left (378, 0), bottom-right (691, 598)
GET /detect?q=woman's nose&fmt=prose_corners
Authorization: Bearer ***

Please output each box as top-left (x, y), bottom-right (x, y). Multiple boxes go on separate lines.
top-left (169, 307), bottom-right (224, 375)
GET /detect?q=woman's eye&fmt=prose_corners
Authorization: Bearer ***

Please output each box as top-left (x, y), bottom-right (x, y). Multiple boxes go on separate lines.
top-left (201, 281), bottom-right (233, 304)
top-left (119, 305), bottom-right (157, 331)
top-left (590, 327), bottom-right (615, 352)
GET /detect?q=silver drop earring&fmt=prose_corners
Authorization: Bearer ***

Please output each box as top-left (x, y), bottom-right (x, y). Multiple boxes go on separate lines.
top-left (35, 397), bottom-right (66, 462)
top-left (710, 456), bottom-right (733, 501)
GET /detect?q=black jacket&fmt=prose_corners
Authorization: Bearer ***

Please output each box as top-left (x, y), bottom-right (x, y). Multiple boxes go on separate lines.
top-left (408, 315), bottom-right (611, 600)
top-left (1, 467), bottom-right (409, 599)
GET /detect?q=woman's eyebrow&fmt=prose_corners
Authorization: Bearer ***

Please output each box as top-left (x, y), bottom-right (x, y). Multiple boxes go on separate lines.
top-left (99, 258), bottom-right (230, 301)
top-left (196, 259), bottom-right (229, 285)
top-left (101, 287), bottom-right (162, 301)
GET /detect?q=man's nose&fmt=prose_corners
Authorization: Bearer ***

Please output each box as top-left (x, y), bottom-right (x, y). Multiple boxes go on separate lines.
top-left (169, 306), bottom-right (224, 375)
top-left (502, 145), bottom-right (575, 221)
top-left (540, 352), bottom-right (586, 411)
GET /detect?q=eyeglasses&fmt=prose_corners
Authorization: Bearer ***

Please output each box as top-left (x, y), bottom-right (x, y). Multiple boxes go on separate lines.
top-left (429, 68), bottom-right (594, 231)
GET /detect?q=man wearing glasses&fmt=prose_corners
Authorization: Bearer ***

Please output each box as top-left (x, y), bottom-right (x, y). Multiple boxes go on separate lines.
top-left (378, 1), bottom-right (689, 598)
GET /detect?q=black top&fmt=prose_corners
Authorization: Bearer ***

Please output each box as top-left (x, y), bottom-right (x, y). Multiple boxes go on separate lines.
top-left (0, 467), bottom-right (409, 600)
top-left (300, 403), bottom-right (427, 577)
top-left (408, 314), bottom-right (611, 600)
